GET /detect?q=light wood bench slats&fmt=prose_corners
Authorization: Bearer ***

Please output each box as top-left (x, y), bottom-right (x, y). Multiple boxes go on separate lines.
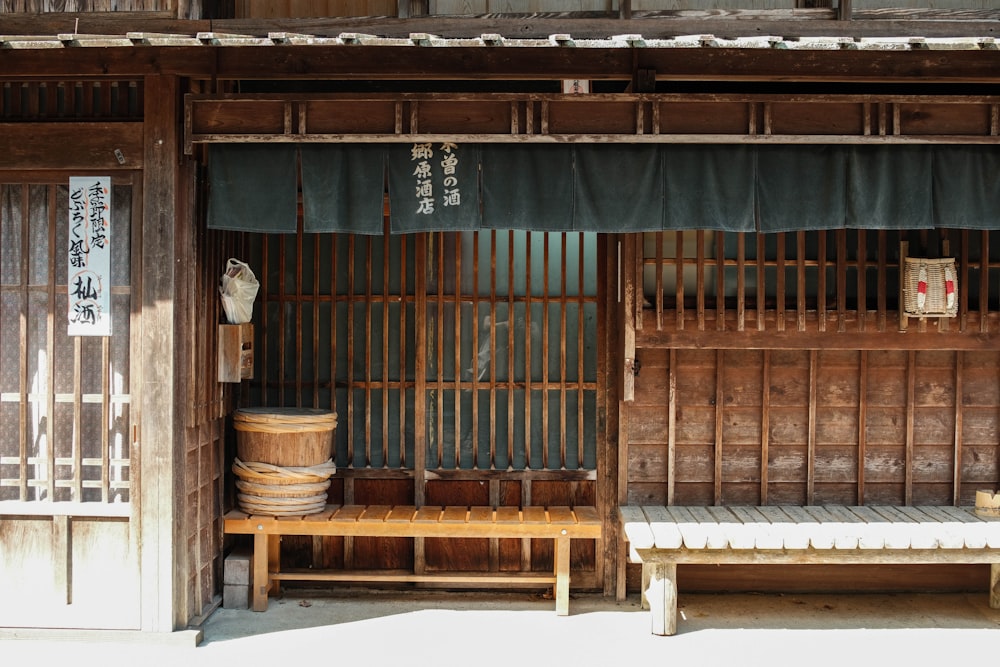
top-left (619, 504), bottom-right (1000, 636)
top-left (413, 506), bottom-right (443, 523)
top-left (225, 504), bottom-right (601, 616)
top-left (645, 506), bottom-right (683, 549)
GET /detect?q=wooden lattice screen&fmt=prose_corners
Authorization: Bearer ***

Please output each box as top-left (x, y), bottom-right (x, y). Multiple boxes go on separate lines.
top-left (0, 180), bottom-right (135, 510)
top-left (246, 228), bottom-right (599, 480)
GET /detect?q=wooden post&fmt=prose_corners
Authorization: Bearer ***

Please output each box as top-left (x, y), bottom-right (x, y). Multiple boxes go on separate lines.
top-left (554, 533), bottom-right (570, 616)
top-left (139, 74), bottom-right (186, 633)
top-left (647, 561), bottom-right (677, 636)
top-left (991, 563), bottom-right (1000, 609)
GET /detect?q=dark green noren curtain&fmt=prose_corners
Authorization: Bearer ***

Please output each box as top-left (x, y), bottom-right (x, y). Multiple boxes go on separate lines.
top-left (207, 144), bottom-right (298, 233)
top-left (663, 144), bottom-right (755, 232)
top-left (933, 145), bottom-right (1000, 229)
top-left (208, 143), bottom-right (1000, 234)
top-left (758, 145), bottom-right (847, 233)
top-left (301, 145), bottom-right (387, 235)
top-left (574, 144), bottom-right (663, 232)
top-left (847, 145), bottom-right (933, 230)
top-left (482, 144), bottom-right (575, 231)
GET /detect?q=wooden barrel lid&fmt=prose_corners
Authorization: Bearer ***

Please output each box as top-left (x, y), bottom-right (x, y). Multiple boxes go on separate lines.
top-left (234, 407), bottom-right (337, 433)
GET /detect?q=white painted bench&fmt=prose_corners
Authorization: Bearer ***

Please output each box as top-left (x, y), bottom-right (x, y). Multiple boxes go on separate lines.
top-left (619, 505), bottom-right (1000, 635)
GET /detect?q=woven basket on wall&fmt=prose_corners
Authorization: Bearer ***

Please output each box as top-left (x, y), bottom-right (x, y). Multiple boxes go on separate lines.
top-left (902, 257), bottom-right (958, 318)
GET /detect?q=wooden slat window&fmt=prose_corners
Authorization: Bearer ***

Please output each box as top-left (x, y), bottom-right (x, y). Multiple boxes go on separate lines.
top-left (251, 231), bottom-right (417, 470)
top-left (0, 181), bottom-right (134, 506)
top-left (248, 228), bottom-right (598, 474)
top-left (426, 230), bottom-right (598, 472)
top-left (641, 229), bottom-right (1000, 335)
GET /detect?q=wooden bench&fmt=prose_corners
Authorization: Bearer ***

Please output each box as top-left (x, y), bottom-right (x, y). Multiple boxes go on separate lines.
top-left (224, 504), bottom-right (602, 615)
top-left (619, 504), bottom-right (1000, 635)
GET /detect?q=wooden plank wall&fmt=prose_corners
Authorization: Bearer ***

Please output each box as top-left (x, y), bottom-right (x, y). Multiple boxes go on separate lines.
top-left (623, 228), bottom-right (999, 592)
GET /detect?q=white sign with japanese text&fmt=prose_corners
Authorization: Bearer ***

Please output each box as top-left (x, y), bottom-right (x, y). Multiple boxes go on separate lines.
top-left (68, 176), bottom-right (112, 336)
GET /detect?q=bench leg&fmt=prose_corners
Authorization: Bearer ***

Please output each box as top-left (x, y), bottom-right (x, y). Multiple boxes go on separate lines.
top-left (647, 561), bottom-right (677, 636)
top-left (252, 531), bottom-right (270, 612)
top-left (991, 564), bottom-right (1000, 609)
top-left (554, 534), bottom-right (570, 616)
top-left (640, 562), bottom-right (651, 610)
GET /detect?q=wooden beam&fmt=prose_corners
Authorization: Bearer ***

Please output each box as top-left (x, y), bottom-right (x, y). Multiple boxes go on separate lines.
top-left (636, 327), bottom-right (1000, 351)
top-left (3, 42), bottom-right (1000, 83)
top-left (0, 122), bottom-right (143, 171)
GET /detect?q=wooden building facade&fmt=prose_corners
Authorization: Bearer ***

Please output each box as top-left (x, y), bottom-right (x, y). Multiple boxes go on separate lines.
top-left (1, 0), bottom-right (999, 636)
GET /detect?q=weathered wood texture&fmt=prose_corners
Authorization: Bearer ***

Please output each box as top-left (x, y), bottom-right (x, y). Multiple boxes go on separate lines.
top-left (627, 230), bottom-right (1000, 514)
top-left (187, 93), bottom-right (1000, 147)
top-left (629, 347), bottom-right (999, 507)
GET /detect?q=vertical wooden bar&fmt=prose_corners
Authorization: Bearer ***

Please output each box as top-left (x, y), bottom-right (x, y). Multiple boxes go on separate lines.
top-left (807, 349), bottom-right (817, 505)
top-left (621, 235), bottom-right (636, 403)
top-left (490, 231), bottom-right (498, 469)
top-left (796, 231), bottom-right (806, 332)
top-left (675, 231), bottom-right (684, 331)
top-left (667, 349), bottom-right (676, 506)
top-left (542, 233), bottom-right (549, 468)
top-left (837, 230), bottom-right (847, 333)
top-left (760, 350), bottom-right (770, 505)
top-left (953, 352), bottom-right (964, 506)
top-left (455, 233), bottom-right (462, 470)
top-left (508, 231), bottom-right (516, 470)
top-left (736, 233), bottom-right (745, 332)
top-left (260, 236), bottom-right (270, 406)
top-left (776, 233), bottom-right (786, 332)
top-left (330, 235), bottom-right (339, 435)
top-left (714, 349), bottom-right (724, 505)
top-left (980, 230), bottom-right (990, 334)
top-left (101, 336), bottom-right (111, 502)
top-left (877, 231), bottom-right (887, 332)
top-left (437, 233), bottom-right (445, 468)
top-left (278, 235), bottom-right (286, 406)
top-left (295, 223), bottom-right (303, 407)
top-left (635, 230), bottom-right (643, 333)
top-left (577, 233), bottom-right (586, 470)
top-left (858, 350), bottom-right (868, 505)
top-left (655, 232), bottom-right (664, 330)
top-left (525, 232), bottom-right (532, 469)
top-left (959, 230), bottom-right (970, 332)
top-left (53, 515), bottom-right (72, 605)
top-left (560, 234), bottom-right (568, 469)
top-left (72, 336), bottom-right (83, 500)
top-left (696, 231), bottom-right (705, 331)
top-left (398, 234), bottom-right (406, 470)
top-left (312, 233), bottom-right (321, 409)
top-left (383, 234), bottom-right (391, 465)
top-left (18, 184), bottom-right (29, 501)
top-left (366, 236), bottom-right (374, 465)
top-left (414, 233), bottom-right (428, 506)
top-left (905, 350), bottom-right (915, 506)
top-left (347, 236), bottom-right (356, 467)
top-left (716, 231), bottom-right (725, 332)
top-left (818, 230), bottom-right (827, 333)
top-left (857, 231), bottom-right (867, 333)
top-left (46, 185), bottom-right (56, 502)
top-left (471, 232), bottom-right (480, 468)
top-left (756, 233), bottom-right (765, 332)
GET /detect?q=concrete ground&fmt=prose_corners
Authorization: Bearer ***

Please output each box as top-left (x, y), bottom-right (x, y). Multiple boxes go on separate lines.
top-left (3, 589), bottom-right (999, 666)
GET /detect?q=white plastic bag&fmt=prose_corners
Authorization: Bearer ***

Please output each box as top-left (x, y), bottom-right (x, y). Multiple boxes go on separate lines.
top-left (219, 258), bottom-right (259, 324)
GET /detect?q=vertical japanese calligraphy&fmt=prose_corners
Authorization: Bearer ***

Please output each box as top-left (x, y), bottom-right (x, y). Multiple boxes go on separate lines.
top-left (411, 142), bottom-right (462, 216)
top-left (68, 176), bottom-right (112, 336)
